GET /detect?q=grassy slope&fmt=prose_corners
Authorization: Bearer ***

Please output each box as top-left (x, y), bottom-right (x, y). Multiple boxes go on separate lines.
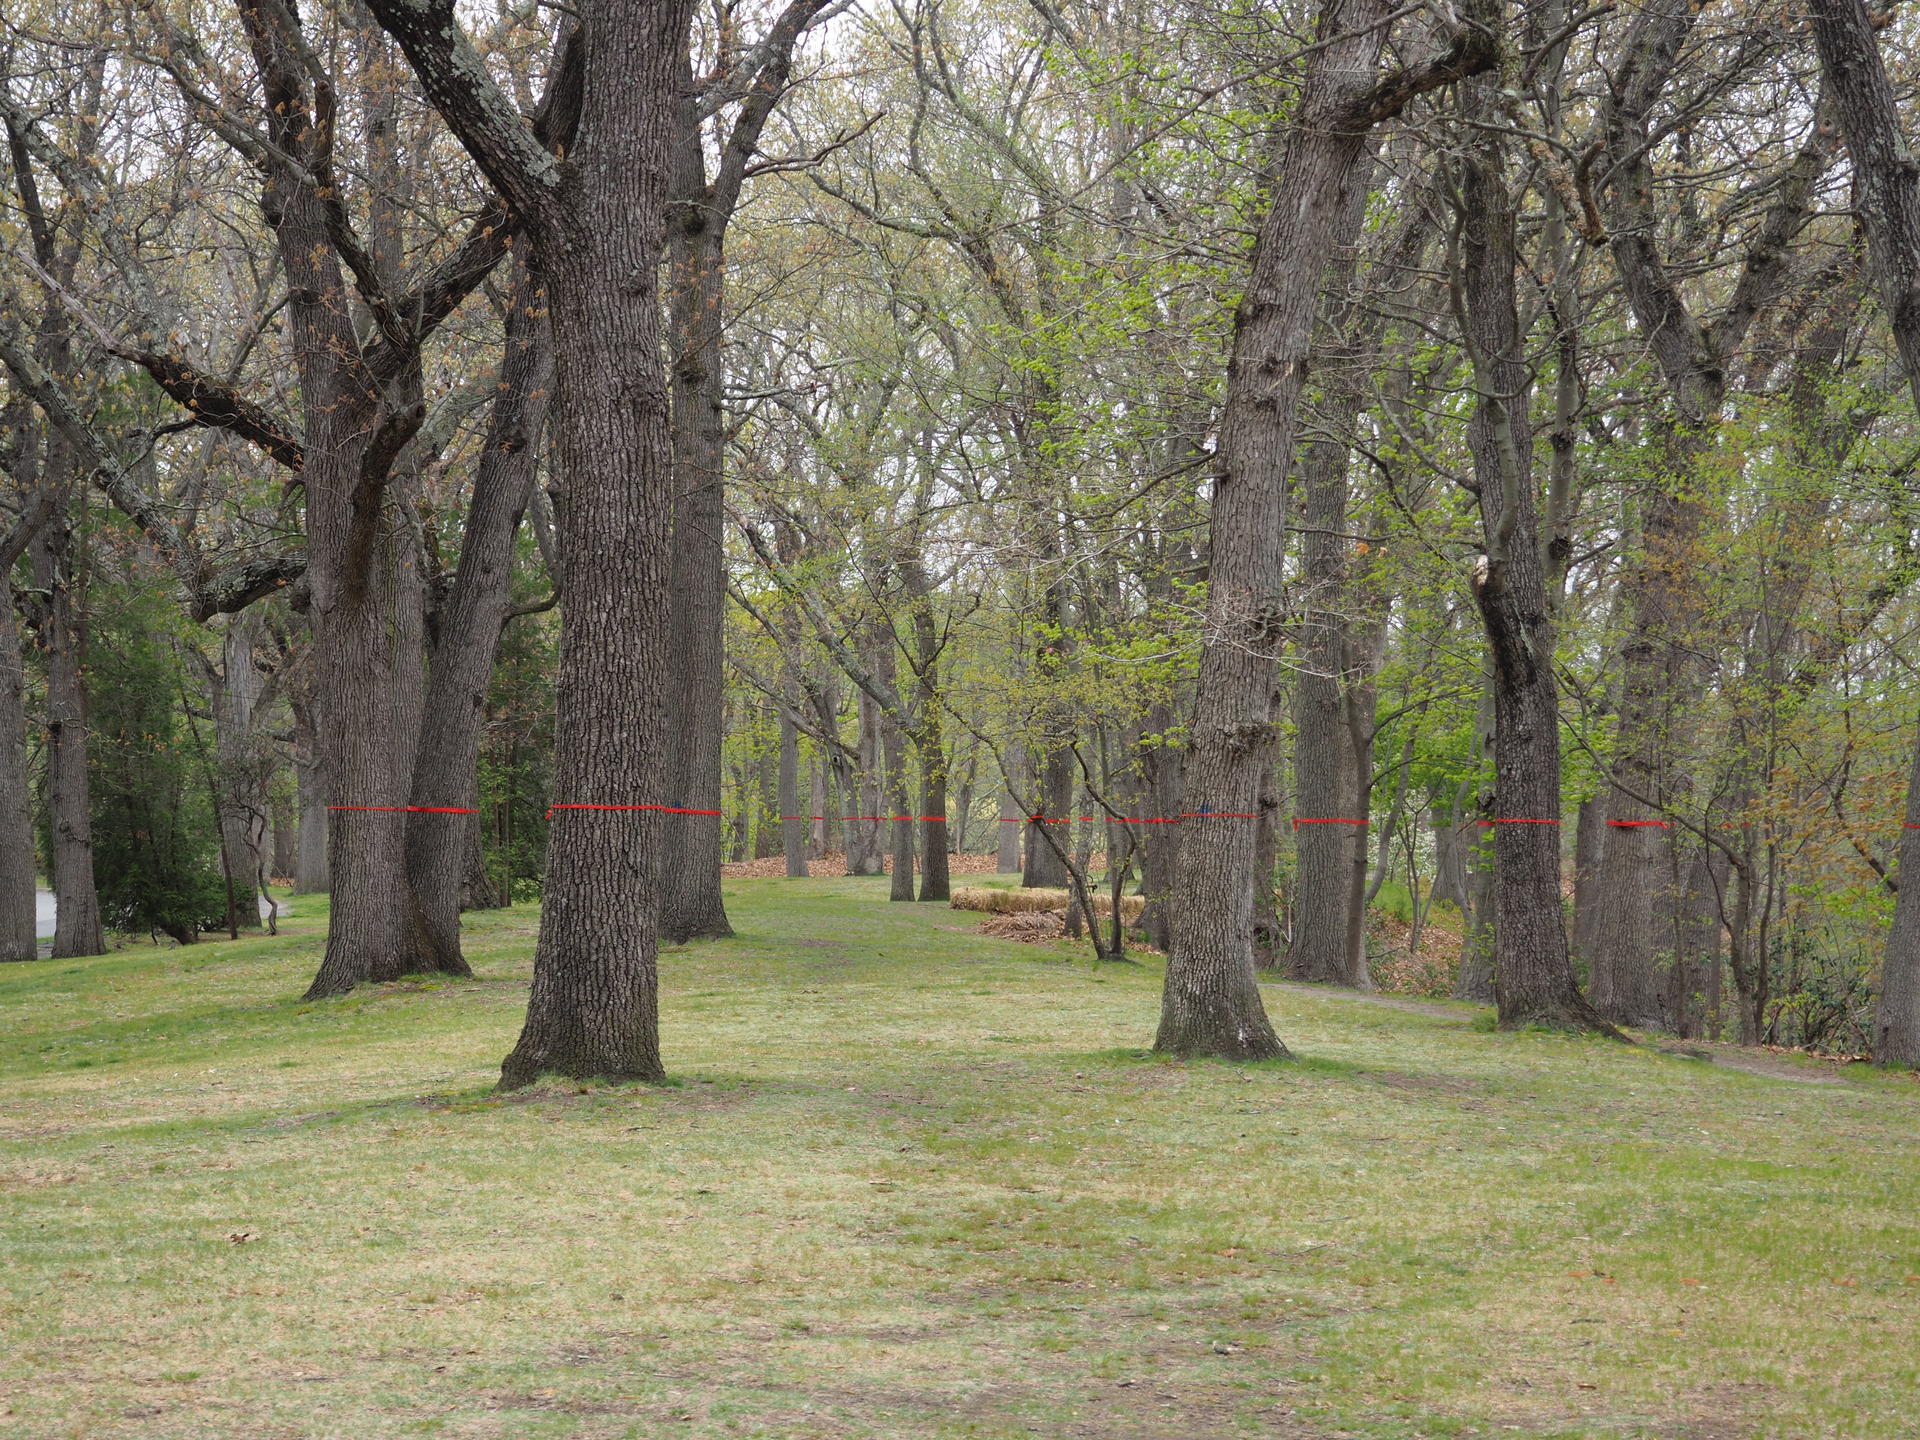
top-left (0, 878), bottom-right (1915, 1440)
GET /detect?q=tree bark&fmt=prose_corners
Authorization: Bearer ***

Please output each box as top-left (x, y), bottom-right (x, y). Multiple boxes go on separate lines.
top-left (878, 636), bottom-right (916, 901)
top-left (1023, 743), bottom-right (1073, 888)
top-left (659, 107), bottom-right (735, 941)
top-left (1157, 0), bottom-right (1494, 1056)
top-left (1288, 450), bottom-right (1356, 979)
top-left (0, 593), bottom-right (37, 961)
top-left (778, 707), bottom-right (809, 877)
top-left (997, 742), bottom-right (1024, 873)
top-left (1589, 0), bottom-right (1830, 1029)
top-left (211, 610), bottom-right (268, 931)
top-left (290, 689), bottom-right (329, 895)
top-left (29, 497), bottom-right (103, 958)
top-left (1807, 0), bottom-right (1920, 1067)
top-left (1456, 90), bottom-right (1612, 1034)
top-left (367, 0), bottom-right (696, 1081)
top-left (849, 684), bottom-right (885, 875)
top-left (404, 258), bottom-right (552, 974)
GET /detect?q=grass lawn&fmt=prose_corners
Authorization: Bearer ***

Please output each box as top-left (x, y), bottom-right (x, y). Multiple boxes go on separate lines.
top-left (1, 877), bottom-right (1915, 1439)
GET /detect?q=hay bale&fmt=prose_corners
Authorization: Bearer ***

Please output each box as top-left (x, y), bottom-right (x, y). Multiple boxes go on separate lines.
top-left (950, 886), bottom-right (1069, 914)
top-left (951, 886), bottom-right (1145, 923)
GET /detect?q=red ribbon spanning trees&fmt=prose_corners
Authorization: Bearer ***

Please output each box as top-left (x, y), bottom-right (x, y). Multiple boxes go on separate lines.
top-left (328, 805), bottom-right (477, 814)
top-left (512, 805), bottom-right (1920, 832)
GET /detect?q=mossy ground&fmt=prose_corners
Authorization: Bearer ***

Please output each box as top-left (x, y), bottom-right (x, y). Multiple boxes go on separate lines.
top-left (1, 876), bottom-right (1914, 1438)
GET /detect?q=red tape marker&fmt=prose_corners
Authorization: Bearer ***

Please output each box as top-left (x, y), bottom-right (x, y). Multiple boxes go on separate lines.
top-left (1477, 818), bottom-right (1562, 825)
top-left (547, 803), bottom-right (723, 817)
top-left (328, 804), bottom-right (477, 814)
top-left (1292, 817), bottom-right (1369, 828)
top-left (1607, 819), bottom-right (1670, 828)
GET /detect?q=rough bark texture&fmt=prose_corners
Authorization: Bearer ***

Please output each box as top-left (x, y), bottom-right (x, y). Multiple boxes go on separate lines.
top-left (1341, 622), bottom-right (1384, 990)
top-left (1288, 434), bottom-right (1356, 980)
top-left (1136, 702), bottom-right (1180, 952)
top-left (1568, 794), bottom-right (1604, 967)
top-left (290, 689), bottom-right (329, 895)
top-left (879, 638), bottom-right (916, 902)
top-left (1808, 0), bottom-right (1920, 1066)
top-left (404, 258), bottom-right (551, 975)
top-left (778, 708), bottom-right (809, 878)
top-left (211, 610), bottom-right (268, 931)
top-left (996, 742), bottom-right (1024, 872)
top-left (1023, 744), bottom-right (1073, 888)
top-left (1457, 94), bottom-right (1611, 1034)
top-left (0, 595), bottom-right (37, 961)
top-left (904, 560), bottom-right (950, 901)
top-left (1156, 0), bottom-right (1491, 1057)
top-left (29, 499), bottom-right (103, 958)
top-left (1589, 0), bottom-right (1827, 1029)
top-left (849, 685), bottom-right (885, 875)
top-left (1251, 759), bottom-right (1283, 970)
top-left (218, 0), bottom-right (532, 998)
top-left (1161, 1), bottom-right (1388, 1059)
top-left (369, 0), bottom-right (695, 1082)
top-left (658, 110), bottom-right (735, 942)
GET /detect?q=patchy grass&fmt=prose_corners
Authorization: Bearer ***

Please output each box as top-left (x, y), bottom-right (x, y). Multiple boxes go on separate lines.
top-left (0, 877), bottom-right (1915, 1439)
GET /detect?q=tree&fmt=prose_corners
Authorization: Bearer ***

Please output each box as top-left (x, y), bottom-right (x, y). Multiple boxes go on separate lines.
top-left (1807, 0), bottom-right (1920, 1067)
top-left (1154, 0), bottom-right (1494, 1059)
top-left (368, 0), bottom-right (699, 1086)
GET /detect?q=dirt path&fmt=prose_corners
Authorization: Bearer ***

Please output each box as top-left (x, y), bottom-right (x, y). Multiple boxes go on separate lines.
top-left (1265, 980), bottom-right (1469, 1020)
top-left (1267, 980), bottom-right (1851, 1085)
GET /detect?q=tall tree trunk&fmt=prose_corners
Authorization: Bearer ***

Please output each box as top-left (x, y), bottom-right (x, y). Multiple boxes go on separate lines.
top-left (1456, 93), bottom-right (1610, 1034)
top-left (779, 707), bottom-right (808, 878)
top-left (211, 610), bottom-right (268, 931)
top-left (849, 686), bottom-right (885, 875)
top-left (1808, 0), bottom-right (1920, 1067)
top-left (997, 742), bottom-right (1025, 873)
top-left (1160, 0), bottom-right (1430, 1058)
top-left (1569, 794), bottom-right (1604, 969)
top-left (754, 740), bottom-right (780, 859)
top-left (271, 787), bottom-right (297, 884)
top-left (485, 5), bottom-right (695, 1086)
top-left (404, 259), bottom-right (551, 975)
top-left (1251, 758), bottom-right (1283, 970)
top-left (904, 560), bottom-right (950, 901)
top-left (1288, 482), bottom-right (1355, 979)
top-left (0, 594), bottom-right (37, 961)
top-left (29, 496), bottom-right (103, 958)
top-left (879, 639), bottom-right (915, 902)
top-left (1023, 744), bottom-right (1073, 888)
top-left (291, 690), bottom-right (329, 895)
top-left (302, 496), bottom-right (430, 997)
top-left (659, 115), bottom-right (734, 942)
top-left (1137, 708), bottom-right (1179, 951)
top-left (1156, 0), bottom-right (1492, 1055)
top-left (1589, 0), bottom-right (1829, 1029)
top-left (1341, 625), bottom-right (1384, 989)
top-left (372, 0), bottom-right (701, 1079)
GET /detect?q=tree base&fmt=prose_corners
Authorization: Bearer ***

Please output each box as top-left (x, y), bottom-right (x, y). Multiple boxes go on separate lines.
top-left (497, 1051), bottom-right (666, 1091)
top-left (661, 912), bottom-right (734, 945)
top-left (1496, 994), bottom-right (1625, 1040)
top-left (1152, 999), bottom-right (1292, 1061)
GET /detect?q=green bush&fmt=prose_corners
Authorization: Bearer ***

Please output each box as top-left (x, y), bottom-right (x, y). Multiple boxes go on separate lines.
top-left (87, 590), bottom-right (227, 942)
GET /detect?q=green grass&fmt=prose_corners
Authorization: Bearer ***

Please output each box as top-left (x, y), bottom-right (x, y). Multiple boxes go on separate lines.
top-left (1, 878), bottom-right (1915, 1439)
